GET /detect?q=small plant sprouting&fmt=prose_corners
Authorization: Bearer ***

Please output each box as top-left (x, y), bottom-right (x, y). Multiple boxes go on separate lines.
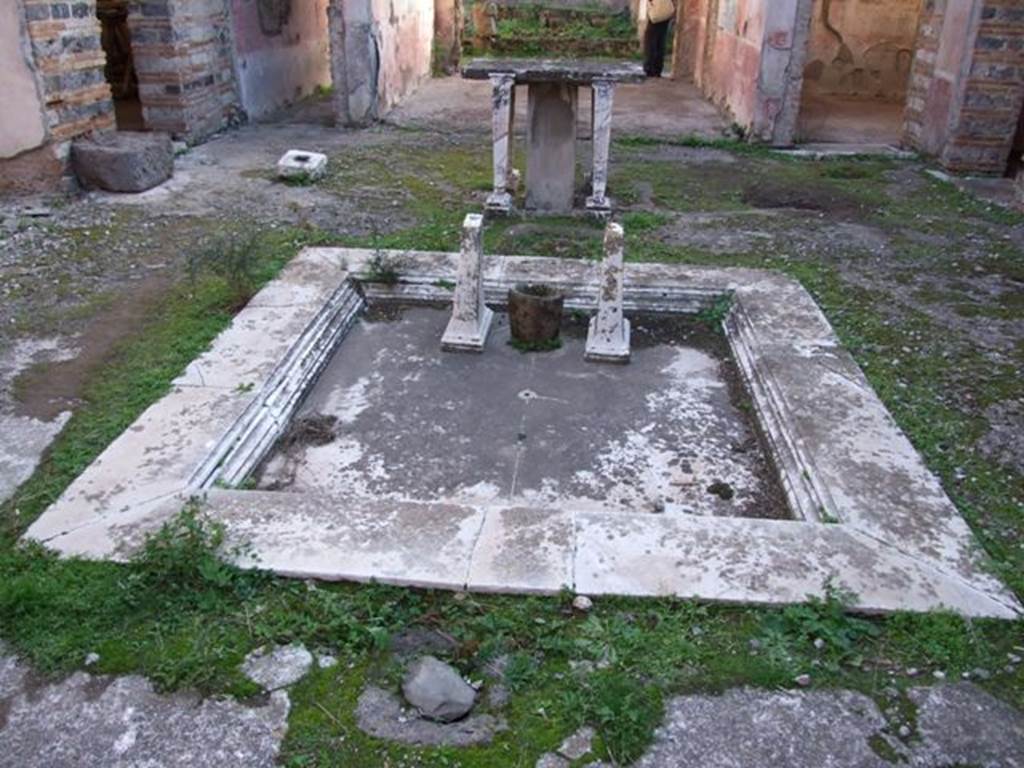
top-left (366, 222), bottom-right (400, 285)
top-left (234, 381), bottom-right (255, 394)
top-left (367, 252), bottom-right (400, 285)
top-left (433, 278), bottom-right (455, 291)
top-left (758, 580), bottom-right (879, 671)
top-left (187, 231), bottom-right (261, 310)
top-left (696, 293), bottom-right (734, 331)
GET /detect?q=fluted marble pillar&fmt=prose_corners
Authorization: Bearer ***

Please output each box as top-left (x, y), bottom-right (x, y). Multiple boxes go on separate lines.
top-left (485, 74), bottom-right (516, 213)
top-left (586, 80), bottom-right (615, 217)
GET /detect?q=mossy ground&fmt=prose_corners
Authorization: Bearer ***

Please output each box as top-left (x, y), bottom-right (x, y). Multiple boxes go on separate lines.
top-left (1, 128), bottom-right (1022, 766)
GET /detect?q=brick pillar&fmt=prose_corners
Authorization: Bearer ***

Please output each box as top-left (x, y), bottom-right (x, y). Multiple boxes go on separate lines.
top-left (942, 0), bottom-right (1024, 172)
top-left (905, 0), bottom-right (1024, 174)
top-left (127, 0), bottom-right (243, 141)
top-left (21, 0), bottom-right (116, 142)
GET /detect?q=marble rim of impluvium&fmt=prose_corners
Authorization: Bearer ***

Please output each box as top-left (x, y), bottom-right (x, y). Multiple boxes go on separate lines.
top-left (22, 246), bottom-right (1023, 620)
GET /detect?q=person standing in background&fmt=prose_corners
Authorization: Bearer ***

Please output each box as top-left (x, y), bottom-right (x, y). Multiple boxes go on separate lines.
top-left (644, 0), bottom-right (676, 77)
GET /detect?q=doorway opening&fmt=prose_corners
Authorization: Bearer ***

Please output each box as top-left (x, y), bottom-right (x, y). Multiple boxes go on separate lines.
top-left (797, 0), bottom-right (922, 145)
top-left (97, 0), bottom-right (144, 130)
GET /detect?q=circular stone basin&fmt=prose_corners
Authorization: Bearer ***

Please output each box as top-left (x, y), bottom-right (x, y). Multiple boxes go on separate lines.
top-left (508, 284), bottom-right (564, 343)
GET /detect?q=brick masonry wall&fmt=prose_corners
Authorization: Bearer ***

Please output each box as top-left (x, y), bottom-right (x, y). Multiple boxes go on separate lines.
top-left (942, 0), bottom-right (1024, 172)
top-left (905, 0), bottom-right (1023, 173)
top-left (128, 0), bottom-right (244, 140)
top-left (21, 0), bottom-right (116, 143)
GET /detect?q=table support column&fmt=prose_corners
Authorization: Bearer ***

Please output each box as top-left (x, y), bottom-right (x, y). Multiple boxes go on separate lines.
top-left (586, 80), bottom-right (615, 217)
top-left (486, 73), bottom-right (516, 214)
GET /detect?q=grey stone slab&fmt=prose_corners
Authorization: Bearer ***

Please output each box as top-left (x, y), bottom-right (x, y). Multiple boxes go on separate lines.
top-left (624, 684), bottom-right (1024, 768)
top-left (525, 82), bottom-right (578, 213)
top-left (908, 682), bottom-right (1024, 767)
top-left (245, 254), bottom-right (348, 309)
top-left (631, 687), bottom-right (891, 768)
top-left (241, 644), bottom-right (313, 691)
top-left (574, 511), bottom-right (1018, 617)
top-left (174, 304), bottom-right (322, 389)
top-left (0, 655), bottom-right (289, 768)
top-left (463, 58), bottom-right (645, 84)
top-left (208, 490), bottom-right (483, 590)
top-left (467, 507), bottom-right (574, 594)
top-left (728, 280), bottom-right (1015, 606)
top-left (25, 386), bottom-right (253, 552)
top-left (71, 131), bottom-right (174, 193)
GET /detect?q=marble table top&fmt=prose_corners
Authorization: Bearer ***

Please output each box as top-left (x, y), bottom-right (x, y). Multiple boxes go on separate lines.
top-left (461, 58), bottom-right (646, 84)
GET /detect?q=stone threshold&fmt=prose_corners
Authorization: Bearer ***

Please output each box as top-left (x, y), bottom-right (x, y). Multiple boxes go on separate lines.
top-left (24, 246), bottom-right (1022, 619)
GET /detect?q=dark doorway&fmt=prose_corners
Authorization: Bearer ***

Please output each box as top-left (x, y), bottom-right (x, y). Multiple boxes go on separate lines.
top-left (797, 0), bottom-right (922, 144)
top-left (97, 0), bottom-right (143, 130)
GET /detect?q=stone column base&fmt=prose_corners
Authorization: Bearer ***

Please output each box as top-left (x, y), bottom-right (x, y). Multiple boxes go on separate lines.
top-left (442, 307), bottom-right (494, 352)
top-left (585, 316), bottom-right (630, 363)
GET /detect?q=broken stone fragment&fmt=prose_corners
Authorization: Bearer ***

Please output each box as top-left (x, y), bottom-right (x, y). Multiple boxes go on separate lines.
top-left (71, 131), bottom-right (174, 193)
top-left (241, 643), bottom-right (313, 691)
top-left (356, 685), bottom-right (503, 746)
top-left (572, 595), bottom-right (593, 612)
top-left (401, 656), bottom-right (477, 722)
top-left (276, 149), bottom-right (328, 181)
top-left (558, 725), bottom-right (596, 760)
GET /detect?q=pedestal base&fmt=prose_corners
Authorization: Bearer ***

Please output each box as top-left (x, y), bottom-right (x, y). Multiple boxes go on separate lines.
top-left (585, 195), bottom-right (612, 219)
top-left (442, 307), bottom-right (495, 353)
top-left (485, 191), bottom-right (512, 214)
top-left (585, 316), bottom-right (630, 363)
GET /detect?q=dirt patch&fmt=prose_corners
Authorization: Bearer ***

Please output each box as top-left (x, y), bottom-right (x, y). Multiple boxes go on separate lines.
top-left (977, 400), bottom-right (1024, 474)
top-left (742, 179), bottom-right (865, 217)
top-left (12, 272), bottom-right (174, 421)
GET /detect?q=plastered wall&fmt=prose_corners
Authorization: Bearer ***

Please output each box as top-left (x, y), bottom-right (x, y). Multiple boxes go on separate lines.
top-left (330, 0), bottom-right (433, 125)
top-left (232, 0), bottom-right (332, 119)
top-left (802, 0), bottom-right (920, 101)
top-left (1, 1), bottom-right (47, 159)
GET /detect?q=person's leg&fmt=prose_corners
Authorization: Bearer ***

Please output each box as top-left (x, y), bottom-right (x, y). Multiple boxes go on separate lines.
top-left (652, 20), bottom-right (669, 77)
top-left (643, 22), bottom-right (658, 76)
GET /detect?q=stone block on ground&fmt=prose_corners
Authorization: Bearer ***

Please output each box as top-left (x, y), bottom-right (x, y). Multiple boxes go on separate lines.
top-left (241, 643), bottom-right (313, 691)
top-left (356, 685), bottom-right (503, 746)
top-left (402, 655), bottom-right (476, 722)
top-left (71, 131), bottom-right (174, 193)
top-left (277, 149), bottom-right (328, 181)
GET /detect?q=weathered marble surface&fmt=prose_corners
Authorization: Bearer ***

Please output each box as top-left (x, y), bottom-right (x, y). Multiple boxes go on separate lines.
top-left (24, 246), bottom-right (1023, 619)
top-left (0, 653), bottom-right (290, 768)
top-left (463, 58), bottom-right (645, 84)
top-left (586, 80), bottom-right (615, 214)
top-left (629, 683), bottom-right (1024, 768)
top-left (585, 222), bottom-right (630, 362)
top-left (485, 74), bottom-right (516, 213)
top-left (441, 213), bottom-right (494, 351)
